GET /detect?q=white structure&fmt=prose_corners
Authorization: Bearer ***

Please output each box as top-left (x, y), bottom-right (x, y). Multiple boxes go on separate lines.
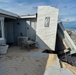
top-left (0, 9), bottom-right (36, 45)
top-left (57, 22), bottom-right (76, 54)
top-left (0, 8), bottom-right (19, 45)
top-left (0, 6), bottom-right (76, 54)
top-left (36, 6), bottom-right (59, 51)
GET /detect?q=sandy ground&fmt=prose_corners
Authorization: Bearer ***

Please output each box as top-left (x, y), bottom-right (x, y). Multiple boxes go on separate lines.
top-left (61, 62), bottom-right (76, 75)
top-left (0, 46), bottom-right (49, 75)
top-left (0, 46), bottom-right (75, 75)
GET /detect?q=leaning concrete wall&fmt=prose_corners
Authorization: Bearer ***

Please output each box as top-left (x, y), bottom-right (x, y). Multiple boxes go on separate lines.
top-left (58, 22), bottom-right (76, 54)
top-left (36, 6), bottom-right (59, 51)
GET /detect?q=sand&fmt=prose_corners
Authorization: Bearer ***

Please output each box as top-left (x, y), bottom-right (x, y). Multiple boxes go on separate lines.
top-left (0, 46), bottom-right (58, 75)
top-left (0, 46), bottom-right (75, 75)
top-left (61, 62), bottom-right (76, 75)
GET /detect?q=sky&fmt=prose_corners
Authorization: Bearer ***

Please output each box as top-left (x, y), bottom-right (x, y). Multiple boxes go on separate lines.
top-left (0, 0), bottom-right (76, 22)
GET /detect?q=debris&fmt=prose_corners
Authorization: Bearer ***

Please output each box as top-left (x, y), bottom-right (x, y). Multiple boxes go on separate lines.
top-left (61, 62), bottom-right (76, 75)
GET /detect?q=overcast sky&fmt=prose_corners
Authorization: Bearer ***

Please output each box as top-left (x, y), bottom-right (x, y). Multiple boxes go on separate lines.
top-left (0, 0), bottom-right (76, 22)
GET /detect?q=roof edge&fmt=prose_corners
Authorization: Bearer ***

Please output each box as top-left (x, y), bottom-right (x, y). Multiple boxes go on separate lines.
top-left (0, 8), bottom-right (20, 18)
top-left (20, 14), bottom-right (36, 19)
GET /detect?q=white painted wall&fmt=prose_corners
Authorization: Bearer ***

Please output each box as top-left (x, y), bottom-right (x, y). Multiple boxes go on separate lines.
top-left (14, 18), bottom-right (37, 43)
top-left (4, 18), bottom-right (37, 44)
top-left (26, 19), bottom-right (37, 41)
top-left (0, 17), bottom-right (6, 45)
top-left (36, 6), bottom-right (59, 51)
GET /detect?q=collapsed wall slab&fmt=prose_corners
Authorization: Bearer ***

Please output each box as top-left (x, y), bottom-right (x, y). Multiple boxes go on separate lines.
top-left (36, 6), bottom-right (59, 51)
top-left (57, 22), bottom-right (76, 54)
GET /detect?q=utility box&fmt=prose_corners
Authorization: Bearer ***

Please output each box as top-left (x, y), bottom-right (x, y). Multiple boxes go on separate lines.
top-left (36, 6), bottom-right (59, 51)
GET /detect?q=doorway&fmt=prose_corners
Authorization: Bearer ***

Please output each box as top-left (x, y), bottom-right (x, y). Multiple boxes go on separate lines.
top-left (5, 20), bottom-right (14, 44)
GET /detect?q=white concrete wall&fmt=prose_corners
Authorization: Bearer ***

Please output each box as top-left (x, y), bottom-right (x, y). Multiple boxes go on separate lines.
top-left (58, 22), bottom-right (76, 54)
top-left (36, 6), bottom-right (59, 51)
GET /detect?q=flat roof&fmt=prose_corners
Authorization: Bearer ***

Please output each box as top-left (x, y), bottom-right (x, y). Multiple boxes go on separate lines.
top-left (0, 8), bottom-right (37, 19)
top-left (0, 8), bottom-right (19, 18)
top-left (20, 15), bottom-right (36, 19)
